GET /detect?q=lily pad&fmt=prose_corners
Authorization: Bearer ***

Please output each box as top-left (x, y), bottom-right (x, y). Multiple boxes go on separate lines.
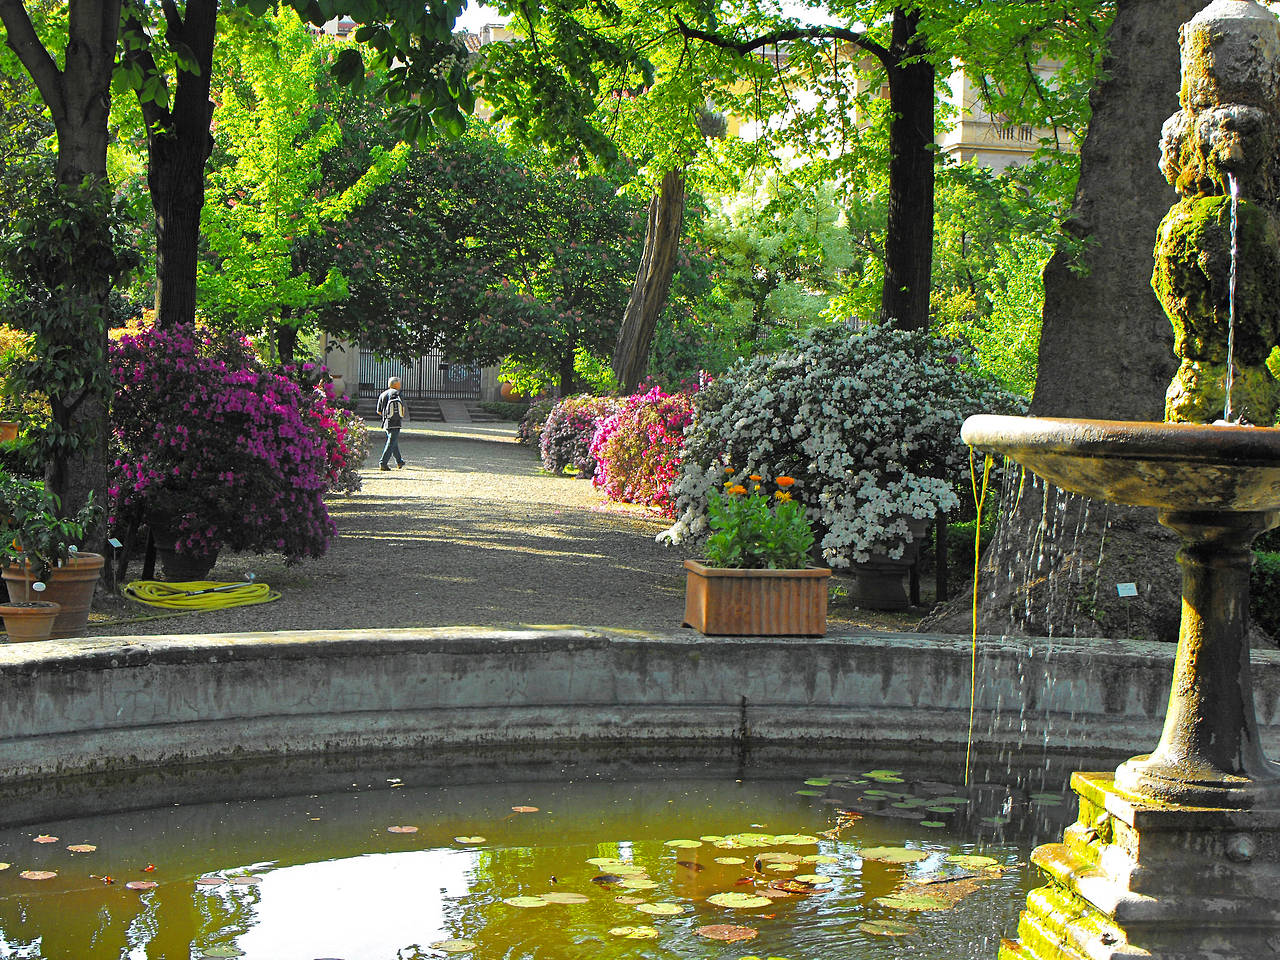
top-left (700, 835), bottom-right (725, 842)
top-left (776, 834), bottom-right (819, 845)
top-left (769, 879), bottom-right (828, 895)
top-left (126, 880), bottom-right (159, 891)
top-left (620, 878), bottom-right (659, 890)
top-left (858, 919), bottom-right (917, 937)
top-left (502, 896), bottom-right (549, 908)
top-left (615, 896), bottom-right (645, 905)
top-left (803, 778), bottom-right (832, 787)
top-left (32, 835), bottom-right (57, 844)
top-left (608, 926), bottom-right (660, 940)
top-left (429, 940), bottom-right (477, 954)
top-left (874, 893), bottom-right (948, 912)
top-left (755, 852), bottom-right (801, 864)
top-left (728, 833), bottom-right (777, 846)
top-left (921, 821), bottom-right (946, 828)
top-left (664, 839), bottom-right (702, 849)
top-left (636, 902), bottom-right (685, 916)
top-left (18, 870), bottom-right (56, 880)
top-left (802, 854), bottom-right (838, 864)
top-left (695, 924), bottom-right (758, 943)
top-left (229, 876), bottom-right (262, 885)
top-left (199, 948), bottom-right (245, 958)
top-left (66, 843), bottom-right (97, 853)
top-left (795, 790), bottom-right (823, 797)
top-left (858, 847), bottom-right (929, 864)
top-left (195, 877), bottom-right (225, 887)
top-left (539, 891), bottom-right (590, 904)
top-left (715, 857), bottom-right (746, 865)
top-left (794, 874), bottom-right (831, 884)
top-left (767, 864), bottom-right (797, 874)
top-left (945, 854), bottom-right (999, 869)
top-left (707, 892), bottom-right (773, 909)
top-left (454, 836), bottom-right (487, 845)
top-left (387, 825), bottom-right (418, 834)
top-left (586, 857), bottom-right (627, 867)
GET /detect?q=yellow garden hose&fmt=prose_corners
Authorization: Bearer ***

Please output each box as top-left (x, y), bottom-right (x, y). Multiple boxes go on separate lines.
top-left (123, 580), bottom-right (281, 611)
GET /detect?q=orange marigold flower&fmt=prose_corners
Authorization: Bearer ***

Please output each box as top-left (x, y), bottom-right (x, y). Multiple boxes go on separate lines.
top-left (774, 491), bottom-right (792, 502)
top-left (776, 476), bottom-right (796, 487)
top-left (728, 484), bottom-right (748, 496)
top-left (748, 474), bottom-right (762, 482)
top-left (724, 466), bottom-right (735, 474)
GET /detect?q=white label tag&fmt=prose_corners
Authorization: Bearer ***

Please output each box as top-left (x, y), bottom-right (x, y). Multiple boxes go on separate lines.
top-left (1116, 582), bottom-right (1138, 598)
top-left (107, 538), bottom-right (123, 549)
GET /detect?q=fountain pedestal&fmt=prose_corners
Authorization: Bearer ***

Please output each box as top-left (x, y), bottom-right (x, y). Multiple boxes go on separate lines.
top-left (1001, 774), bottom-right (1280, 960)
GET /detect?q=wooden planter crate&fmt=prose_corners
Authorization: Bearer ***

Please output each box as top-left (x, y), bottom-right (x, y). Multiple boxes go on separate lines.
top-left (682, 559), bottom-right (831, 637)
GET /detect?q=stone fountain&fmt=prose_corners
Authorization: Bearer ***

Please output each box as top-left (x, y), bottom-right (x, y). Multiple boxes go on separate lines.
top-left (964, 2), bottom-right (1280, 956)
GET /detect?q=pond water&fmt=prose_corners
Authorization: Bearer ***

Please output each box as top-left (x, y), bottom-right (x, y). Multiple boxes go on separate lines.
top-left (0, 761), bottom-right (1071, 960)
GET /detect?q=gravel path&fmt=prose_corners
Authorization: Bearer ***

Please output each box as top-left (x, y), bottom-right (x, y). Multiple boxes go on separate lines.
top-left (87, 419), bottom-right (919, 637)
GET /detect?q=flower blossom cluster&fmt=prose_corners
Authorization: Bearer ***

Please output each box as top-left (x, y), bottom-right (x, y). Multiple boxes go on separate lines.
top-left (109, 323), bottom-right (340, 559)
top-left (539, 395), bottom-right (622, 476)
top-left (589, 386), bottom-right (696, 517)
top-left (659, 324), bottom-right (1024, 566)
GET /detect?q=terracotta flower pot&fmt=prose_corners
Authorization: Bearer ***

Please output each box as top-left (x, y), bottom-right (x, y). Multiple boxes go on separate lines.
top-left (0, 600), bottom-right (61, 642)
top-left (683, 559), bottom-right (831, 636)
top-left (0, 421), bottom-right (18, 443)
top-left (150, 525), bottom-right (220, 581)
top-left (1, 552), bottom-right (103, 639)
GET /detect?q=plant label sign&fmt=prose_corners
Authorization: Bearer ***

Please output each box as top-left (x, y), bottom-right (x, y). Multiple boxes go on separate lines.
top-left (1116, 582), bottom-right (1138, 598)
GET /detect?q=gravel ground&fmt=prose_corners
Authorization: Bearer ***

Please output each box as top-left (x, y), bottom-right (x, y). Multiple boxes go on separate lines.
top-left (87, 419), bottom-right (921, 637)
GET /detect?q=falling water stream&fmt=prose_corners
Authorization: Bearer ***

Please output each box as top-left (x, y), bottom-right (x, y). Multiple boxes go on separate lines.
top-left (1224, 172), bottom-right (1241, 422)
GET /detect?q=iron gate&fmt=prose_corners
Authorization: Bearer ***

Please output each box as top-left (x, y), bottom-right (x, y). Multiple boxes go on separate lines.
top-left (358, 348), bottom-right (481, 400)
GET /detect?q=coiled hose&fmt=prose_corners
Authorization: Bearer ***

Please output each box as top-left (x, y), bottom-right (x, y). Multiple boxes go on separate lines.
top-left (123, 580), bottom-right (281, 611)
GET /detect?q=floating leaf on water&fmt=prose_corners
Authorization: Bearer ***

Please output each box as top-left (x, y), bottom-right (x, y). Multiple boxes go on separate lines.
top-left (229, 876), bottom-right (262, 885)
top-left (18, 870), bottom-right (55, 880)
top-left (715, 838), bottom-right (752, 850)
top-left (587, 857), bottom-right (626, 867)
top-left (620, 878), bottom-right (659, 890)
top-left (511, 806), bottom-right (539, 813)
top-left (454, 836), bottom-right (486, 845)
top-left (926, 807), bottom-right (956, 814)
top-left (195, 877), bottom-right (225, 887)
top-left (874, 893), bottom-right (948, 912)
top-left (540, 891), bottom-right (590, 904)
top-left (636, 902), bottom-right (685, 916)
top-left (945, 854), bottom-right (999, 869)
top-left (858, 919), bottom-right (917, 937)
top-left (794, 790), bottom-right (823, 797)
top-left (198, 948), bottom-right (245, 958)
top-left (126, 881), bottom-right (158, 891)
top-left (608, 926), bottom-right (660, 940)
top-left (502, 896), bottom-right (549, 908)
top-left (429, 940), bottom-right (477, 954)
top-left (921, 821), bottom-right (946, 828)
top-left (757, 887), bottom-right (795, 899)
top-left (793, 874), bottom-right (831, 884)
top-left (664, 839), bottom-right (702, 849)
top-left (803, 778), bottom-right (832, 787)
top-left (714, 857), bottom-right (746, 866)
top-left (387, 825), bottom-right (418, 834)
top-left (707, 892), bottom-right (773, 909)
top-left (608, 863), bottom-right (648, 876)
top-left (32, 835), bottom-right (57, 844)
top-left (755, 852), bottom-right (801, 864)
top-left (776, 834), bottom-right (819, 846)
top-left (858, 847), bottom-right (929, 864)
top-left (614, 896), bottom-right (645, 905)
top-left (768, 879), bottom-right (826, 895)
top-left (728, 833), bottom-right (777, 846)
top-left (862, 789), bottom-right (891, 797)
top-left (767, 864), bottom-right (797, 874)
top-left (864, 769), bottom-right (901, 778)
top-left (695, 924), bottom-right (758, 943)
top-left (700, 835), bottom-right (725, 843)
top-left (802, 854), bottom-right (838, 864)
top-left (66, 844), bottom-right (97, 853)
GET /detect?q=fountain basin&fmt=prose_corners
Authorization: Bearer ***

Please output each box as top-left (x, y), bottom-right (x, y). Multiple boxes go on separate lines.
top-left (961, 414), bottom-right (1280, 512)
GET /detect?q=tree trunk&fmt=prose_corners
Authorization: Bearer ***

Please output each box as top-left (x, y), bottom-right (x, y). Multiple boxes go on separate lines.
top-left (612, 168), bottom-right (686, 393)
top-left (879, 7), bottom-right (935, 332)
top-left (277, 322), bottom-right (298, 365)
top-left (923, 0), bottom-right (1205, 645)
top-left (558, 347), bottom-right (576, 397)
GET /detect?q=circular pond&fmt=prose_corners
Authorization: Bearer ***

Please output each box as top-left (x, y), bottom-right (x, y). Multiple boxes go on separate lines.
top-left (0, 759), bottom-right (1071, 960)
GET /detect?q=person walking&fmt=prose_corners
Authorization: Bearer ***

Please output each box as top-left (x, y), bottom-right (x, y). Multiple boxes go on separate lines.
top-left (377, 377), bottom-right (409, 470)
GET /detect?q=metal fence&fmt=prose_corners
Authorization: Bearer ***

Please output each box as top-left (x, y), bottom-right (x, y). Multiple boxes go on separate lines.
top-left (358, 348), bottom-right (481, 400)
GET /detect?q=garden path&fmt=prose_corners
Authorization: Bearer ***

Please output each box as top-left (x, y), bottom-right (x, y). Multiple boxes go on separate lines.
top-left (87, 421), bottom-right (919, 637)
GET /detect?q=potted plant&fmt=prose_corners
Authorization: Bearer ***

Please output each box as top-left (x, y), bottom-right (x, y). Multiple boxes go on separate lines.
top-left (682, 473), bottom-right (831, 636)
top-left (0, 474), bottom-right (101, 639)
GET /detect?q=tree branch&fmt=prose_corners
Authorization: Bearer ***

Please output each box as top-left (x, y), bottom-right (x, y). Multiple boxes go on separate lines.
top-left (121, 3), bottom-right (173, 133)
top-left (672, 12), bottom-right (891, 70)
top-left (0, 0), bottom-right (66, 127)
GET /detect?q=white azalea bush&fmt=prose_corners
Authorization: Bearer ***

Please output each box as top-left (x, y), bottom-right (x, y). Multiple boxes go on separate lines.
top-left (660, 324), bottom-right (1023, 567)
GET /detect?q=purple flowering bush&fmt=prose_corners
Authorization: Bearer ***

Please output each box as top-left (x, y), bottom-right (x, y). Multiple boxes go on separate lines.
top-left (539, 395), bottom-right (621, 476)
top-left (109, 323), bottom-right (336, 560)
top-left (590, 387), bottom-right (695, 517)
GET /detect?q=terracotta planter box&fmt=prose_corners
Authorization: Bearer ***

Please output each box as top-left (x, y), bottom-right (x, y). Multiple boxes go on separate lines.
top-left (682, 559), bottom-right (831, 636)
top-left (1, 552), bottom-right (103, 639)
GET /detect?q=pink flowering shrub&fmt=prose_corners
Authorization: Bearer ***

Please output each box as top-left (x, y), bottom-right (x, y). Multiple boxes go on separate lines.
top-left (282, 362), bottom-right (368, 497)
top-left (590, 386), bottom-right (695, 516)
top-left (109, 323), bottom-right (337, 559)
top-left (539, 395), bottom-right (621, 476)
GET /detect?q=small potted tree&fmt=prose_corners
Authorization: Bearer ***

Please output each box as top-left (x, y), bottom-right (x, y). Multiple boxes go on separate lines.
top-left (0, 475), bottom-right (99, 640)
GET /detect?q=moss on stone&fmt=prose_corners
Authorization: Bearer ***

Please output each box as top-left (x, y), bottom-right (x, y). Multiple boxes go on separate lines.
top-left (1152, 196), bottom-right (1280, 364)
top-left (1165, 358), bottom-right (1280, 424)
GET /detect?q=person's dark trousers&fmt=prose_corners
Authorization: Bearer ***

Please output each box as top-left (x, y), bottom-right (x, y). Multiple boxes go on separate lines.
top-left (380, 428), bottom-right (404, 468)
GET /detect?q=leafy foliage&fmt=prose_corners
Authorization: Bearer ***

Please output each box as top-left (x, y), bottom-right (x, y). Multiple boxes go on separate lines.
top-left (0, 473), bottom-right (99, 581)
top-left (703, 478), bottom-right (814, 570)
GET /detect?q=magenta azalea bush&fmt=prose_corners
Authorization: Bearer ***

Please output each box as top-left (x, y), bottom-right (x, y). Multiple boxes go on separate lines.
top-left (590, 386), bottom-right (695, 517)
top-left (284, 362), bottom-right (368, 497)
top-left (109, 323), bottom-right (337, 559)
top-left (539, 395), bottom-right (621, 475)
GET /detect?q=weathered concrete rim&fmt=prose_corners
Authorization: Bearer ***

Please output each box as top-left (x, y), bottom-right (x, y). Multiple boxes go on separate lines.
top-left (3, 626), bottom-right (1279, 827)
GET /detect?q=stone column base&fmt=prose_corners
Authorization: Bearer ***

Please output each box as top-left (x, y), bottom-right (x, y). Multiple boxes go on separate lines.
top-left (999, 772), bottom-right (1280, 960)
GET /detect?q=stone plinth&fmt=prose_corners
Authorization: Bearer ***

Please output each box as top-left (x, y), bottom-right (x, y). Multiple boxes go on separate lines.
top-left (1000, 772), bottom-right (1280, 959)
